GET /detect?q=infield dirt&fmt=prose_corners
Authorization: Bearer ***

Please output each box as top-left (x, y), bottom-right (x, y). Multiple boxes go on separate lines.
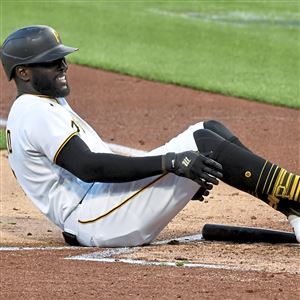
top-left (0, 65), bottom-right (299, 299)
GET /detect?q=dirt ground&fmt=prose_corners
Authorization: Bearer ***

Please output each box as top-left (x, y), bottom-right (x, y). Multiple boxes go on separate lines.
top-left (0, 65), bottom-right (299, 299)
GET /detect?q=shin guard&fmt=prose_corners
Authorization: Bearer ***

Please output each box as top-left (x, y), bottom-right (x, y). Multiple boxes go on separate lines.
top-left (194, 129), bottom-right (300, 212)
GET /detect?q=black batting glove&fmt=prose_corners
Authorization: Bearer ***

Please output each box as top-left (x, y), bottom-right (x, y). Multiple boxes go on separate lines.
top-left (191, 182), bottom-right (214, 201)
top-left (162, 151), bottom-right (223, 186)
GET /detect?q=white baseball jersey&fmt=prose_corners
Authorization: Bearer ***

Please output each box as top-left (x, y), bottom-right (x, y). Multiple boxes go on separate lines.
top-left (7, 93), bottom-right (205, 246)
top-left (6, 94), bottom-right (111, 229)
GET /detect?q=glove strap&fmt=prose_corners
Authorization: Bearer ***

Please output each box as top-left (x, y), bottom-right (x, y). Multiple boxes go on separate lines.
top-left (162, 152), bottom-right (176, 172)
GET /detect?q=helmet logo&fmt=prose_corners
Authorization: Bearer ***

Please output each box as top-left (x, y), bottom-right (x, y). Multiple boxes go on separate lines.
top-left (51, 29), bottom-right (60, 44)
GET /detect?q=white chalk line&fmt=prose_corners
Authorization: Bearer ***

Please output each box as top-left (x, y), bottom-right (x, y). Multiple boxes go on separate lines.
top-left (148, 8), bottom-right (300, 28)
top-left (65, 234), bottom-right (246, 271)
top-left (1, 234), bottom-right (298, 274)
top-left (65, 256), bottom-right (299, 275)
top-left (62, 236), bottom-right (234, 272)
top-left (0, 233), bottom-right (203, 252)
top-left (64, 233), bottom-right (246, 271)
top-left (66, 256), bottom-right (252, 271)
top-left (64, 233), bottom-right (299, 274)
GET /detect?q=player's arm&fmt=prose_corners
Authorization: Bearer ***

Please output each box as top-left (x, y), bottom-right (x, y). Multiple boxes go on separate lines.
top-left (56, 135), bottom-right (162, 182)
top-left (56, 135), bottom-right (223, 184)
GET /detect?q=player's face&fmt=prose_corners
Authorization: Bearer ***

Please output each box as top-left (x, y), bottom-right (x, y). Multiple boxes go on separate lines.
top-left (28, 58), bottom-right (70, 97)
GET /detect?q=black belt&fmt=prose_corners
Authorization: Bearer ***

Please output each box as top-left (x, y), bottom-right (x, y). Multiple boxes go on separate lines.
top-left (62, 231), bottom-right (81, 246)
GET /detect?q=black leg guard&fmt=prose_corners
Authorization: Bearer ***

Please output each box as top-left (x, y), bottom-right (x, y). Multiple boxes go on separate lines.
top-left (193, 129), bottom-right (300, 214)
top-left (194, 129), bottom-right (265, 195)
top-left (204, 120), bottom-right (250, 151)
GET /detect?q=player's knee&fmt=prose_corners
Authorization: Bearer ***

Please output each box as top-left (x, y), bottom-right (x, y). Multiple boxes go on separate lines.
top-left (204, 120), bottom-right (235, 141)
top-left (204, 120), bottom-right (225, 131)
top-left (193, 129), bottom-right (225, 155)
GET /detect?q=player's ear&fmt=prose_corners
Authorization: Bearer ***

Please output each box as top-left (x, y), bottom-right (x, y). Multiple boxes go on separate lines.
top-left (14, 66), bottom-right (31, 82)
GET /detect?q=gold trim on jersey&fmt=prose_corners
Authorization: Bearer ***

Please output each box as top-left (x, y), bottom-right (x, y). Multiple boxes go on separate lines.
top-left (53, 131), bottom-right (78, 163)
top-left (78, 174), bottom-right (167, 224)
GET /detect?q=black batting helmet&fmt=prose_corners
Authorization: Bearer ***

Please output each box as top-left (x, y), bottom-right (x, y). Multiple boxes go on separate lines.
top-left (0, 25), bottom-right (78, 80)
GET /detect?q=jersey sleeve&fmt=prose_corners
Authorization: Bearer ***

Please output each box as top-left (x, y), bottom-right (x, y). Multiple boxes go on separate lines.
top-left (24, 102), bottom-right (78, 162)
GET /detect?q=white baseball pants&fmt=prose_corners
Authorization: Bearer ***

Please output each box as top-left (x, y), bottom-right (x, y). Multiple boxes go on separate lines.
top-left (64, 122), bottom-right (204, 247)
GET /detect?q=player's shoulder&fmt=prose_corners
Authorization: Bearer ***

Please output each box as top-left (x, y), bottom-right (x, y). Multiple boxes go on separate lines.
top-left (16, 94), bottom-right (59, 106)
top-left (11, 94), bottom-right (67, 114)
top-left (8, 94), bottom-right (70, 126)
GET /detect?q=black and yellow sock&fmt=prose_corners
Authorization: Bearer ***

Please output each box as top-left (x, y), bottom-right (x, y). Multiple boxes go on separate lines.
top-left (255, 163), bottom-right (300, 210)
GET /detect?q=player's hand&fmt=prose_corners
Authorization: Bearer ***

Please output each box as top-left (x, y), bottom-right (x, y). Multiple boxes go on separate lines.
top-left (191, 182), bottom-right (214, 201)
top-left (162, 151), bottom-right (223, 186)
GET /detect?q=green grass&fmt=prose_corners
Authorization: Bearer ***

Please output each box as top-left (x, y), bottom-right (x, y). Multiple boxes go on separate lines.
top-left (0, 129), bottom-right (6, 150)
top-left (1, 0), bottom-right (299, 108)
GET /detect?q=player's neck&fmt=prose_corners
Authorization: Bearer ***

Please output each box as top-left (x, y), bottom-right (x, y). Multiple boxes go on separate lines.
top-left (16, 81), bottom-right (39, 98)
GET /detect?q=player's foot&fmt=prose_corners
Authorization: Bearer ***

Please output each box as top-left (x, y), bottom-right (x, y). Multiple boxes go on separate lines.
top-left (288, 215), bottom-right (300, 243)
top-left (277, 201), bottom-right (300, 243)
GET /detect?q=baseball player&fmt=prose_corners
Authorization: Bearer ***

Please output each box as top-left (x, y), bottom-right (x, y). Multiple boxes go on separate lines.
top-left (1, 25), bottom-right (299, 246)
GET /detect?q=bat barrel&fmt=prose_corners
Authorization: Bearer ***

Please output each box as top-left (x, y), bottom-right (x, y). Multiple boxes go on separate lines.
top-left (202, 223), bottom-right (298, 244)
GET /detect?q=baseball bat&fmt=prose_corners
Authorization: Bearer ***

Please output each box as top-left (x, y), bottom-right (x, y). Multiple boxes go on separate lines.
top-left (202, 223), bottom-right (298, 244)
